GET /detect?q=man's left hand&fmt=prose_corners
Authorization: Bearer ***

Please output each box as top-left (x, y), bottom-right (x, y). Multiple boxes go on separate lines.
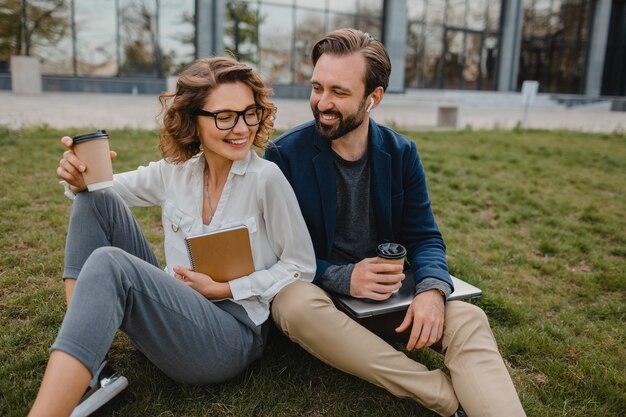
top-left (395, 289), bottom-right (445, 351)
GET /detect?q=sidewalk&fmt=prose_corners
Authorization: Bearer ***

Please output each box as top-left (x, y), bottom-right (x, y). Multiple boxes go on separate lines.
top-left (2, 90), bottom-right (625, 133)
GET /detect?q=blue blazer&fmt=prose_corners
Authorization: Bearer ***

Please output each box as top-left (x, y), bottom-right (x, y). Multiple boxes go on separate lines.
top-left (264, 119), bottom-right (452, 289)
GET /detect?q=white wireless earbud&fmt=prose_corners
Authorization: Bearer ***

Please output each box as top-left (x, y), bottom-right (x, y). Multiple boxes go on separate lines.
top-left (366, 97), bottom-right (374, 113)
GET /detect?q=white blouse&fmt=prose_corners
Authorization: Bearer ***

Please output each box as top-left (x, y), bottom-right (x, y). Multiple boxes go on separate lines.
top-left (67, 151), bottom-right (316, 325)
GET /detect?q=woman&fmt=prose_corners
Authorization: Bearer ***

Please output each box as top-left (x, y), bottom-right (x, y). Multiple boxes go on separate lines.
top-left (29, 57), bottom-right (316, 417)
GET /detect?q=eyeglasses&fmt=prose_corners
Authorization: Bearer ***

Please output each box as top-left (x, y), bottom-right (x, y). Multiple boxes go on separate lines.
top-left (194, 105), bottom-right (265, 130)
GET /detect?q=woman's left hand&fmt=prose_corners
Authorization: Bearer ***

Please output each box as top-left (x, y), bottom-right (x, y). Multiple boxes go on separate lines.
top-left (173, 265), bottom-right (233, 299)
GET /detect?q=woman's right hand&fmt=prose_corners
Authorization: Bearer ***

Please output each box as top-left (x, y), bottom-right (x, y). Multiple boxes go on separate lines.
top-left (57, 136), bottom-right (117, 193)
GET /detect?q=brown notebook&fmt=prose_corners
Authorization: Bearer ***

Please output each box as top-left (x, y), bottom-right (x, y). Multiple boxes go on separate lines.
top-left (184, 225), bottom-right (254, 282)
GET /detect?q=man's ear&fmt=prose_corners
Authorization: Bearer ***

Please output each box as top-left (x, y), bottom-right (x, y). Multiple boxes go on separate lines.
top-left (367, 86), bottom-right (385, 113)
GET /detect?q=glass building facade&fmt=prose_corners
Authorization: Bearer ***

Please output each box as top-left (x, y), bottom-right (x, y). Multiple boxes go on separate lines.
top-left (518, 0), bottom-right (593, 94)
top-left (405, 0), bottom-right (502, 90)
top-left (2, 0), bottom-right (623, 96)
top-left (222, 0), bottom-right (383, 85)
top-left (2, 0), bottom-right (195, 77)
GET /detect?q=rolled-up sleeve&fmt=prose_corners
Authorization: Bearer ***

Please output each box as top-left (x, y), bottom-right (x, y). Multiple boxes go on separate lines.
top-left (112, 161), bottom-right (168, 207)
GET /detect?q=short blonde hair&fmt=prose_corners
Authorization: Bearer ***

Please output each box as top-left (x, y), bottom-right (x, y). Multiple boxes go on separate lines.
top-left (158, 57), bottom-right (276, 163)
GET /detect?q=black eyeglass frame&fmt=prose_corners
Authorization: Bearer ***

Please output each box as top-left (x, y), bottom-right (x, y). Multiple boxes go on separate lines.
top-left (194, 105), bottom-right (265, 130)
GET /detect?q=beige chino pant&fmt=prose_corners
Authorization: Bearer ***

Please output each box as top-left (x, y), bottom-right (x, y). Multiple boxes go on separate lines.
top-left (271, 281), bottom-right (526, 417)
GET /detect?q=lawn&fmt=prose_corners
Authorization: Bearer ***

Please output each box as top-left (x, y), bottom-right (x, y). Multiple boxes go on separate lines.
top-left (0, 126), bottom-right (624, 416)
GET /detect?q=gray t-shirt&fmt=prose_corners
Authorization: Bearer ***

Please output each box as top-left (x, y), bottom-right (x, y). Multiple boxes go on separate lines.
top-left (317, 150), bottom-right (378, 295)
top-left (317, 149), bottom-right (452, 299)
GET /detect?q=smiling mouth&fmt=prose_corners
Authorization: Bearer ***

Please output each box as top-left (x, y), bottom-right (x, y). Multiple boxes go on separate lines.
top-left (225, 138), bottom-right (248, 145)
top-left (319, 111), bottom-right (341, 124)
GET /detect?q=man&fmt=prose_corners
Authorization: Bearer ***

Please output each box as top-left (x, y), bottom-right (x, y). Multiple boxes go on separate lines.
top-left (264, 28), bottom-right (526, 417)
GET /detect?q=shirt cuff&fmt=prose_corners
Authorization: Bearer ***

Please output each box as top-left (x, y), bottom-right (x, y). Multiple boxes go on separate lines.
top-left (59, 180), bottom-right (77, 200)
top-left (415, 277), bottom-right (452, 301)
top-left (317, 263), bottom-right (354, 295)
top-left (228, 275), bottom-right (253, 300)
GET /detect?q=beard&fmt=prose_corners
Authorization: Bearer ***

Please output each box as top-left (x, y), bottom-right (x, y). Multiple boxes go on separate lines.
top-left (312, 96), bottom-right (368, 141)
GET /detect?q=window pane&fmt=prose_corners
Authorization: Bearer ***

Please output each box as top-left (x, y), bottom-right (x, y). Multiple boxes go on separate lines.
top-left (443, 29), bottom-right (463, 88)
top-left (562, 1), bottom-right (589, 42)
top-left (160, 0), bottom-right (195, 75)
top-left (482, 35), bottom-right (498, 89)
top-left (518, 0), bottom-right (592, 93)
top-left (487, 0), bottom-right (501, 32)
top-left (356, 16), bottom-right (382, 40)
top-left (406, 4), bottom-right (447, 90)
top-left (328, 12), bottom-right (355, 32)
top-left (329, 0), bottom-right (358, 14)
top-left (535, 0), bottom-right (553, 10)
top-left (259, 4), bottom-right (293, 84)
top-left (295, 0), bottom-right (326, 10)
top-left (467, 0), bottom-right (487, 31)
top-left (529, 0), bottom-right (551, 37)
top-left (266, 0), bottom-right (293, 5)
top-left (406, 0), bottom-right (502, 91)
top-left (35, 0), bottom-right (119, 76)
top-left (225, 1), bottom-right (260, 68)
top-left (445, 0), bottom-right (467, 27)
top-left (405, 21), bottom-right (424, 87)
top-left (359, 0), bottom-right (384, 17)
top-left (294, 9), bottom-right (325, 83)
top-left (462, 32), bottom-right (482, 88)
top-left (35, 2), bottom-right (73, 75)
top-left (425, 0), bottom-right (446, 26)
top-left (37, 0), bottom-right (194, 77)
top-left (74, 0), bottom-right (117, 76)
top-left (408, 0), bottom-right (426, 21)
top-left (118, 0), bottom-right (158, 76)
top-left (422, 25), bottom-right (444, 88)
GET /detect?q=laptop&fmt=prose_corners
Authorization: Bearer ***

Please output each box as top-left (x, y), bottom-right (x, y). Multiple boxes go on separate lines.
top-left (331, 271), bottom-right (482, 341)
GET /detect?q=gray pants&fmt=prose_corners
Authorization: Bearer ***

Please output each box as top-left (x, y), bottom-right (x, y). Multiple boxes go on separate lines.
top-left (51, 190), bottom-right (265, 384)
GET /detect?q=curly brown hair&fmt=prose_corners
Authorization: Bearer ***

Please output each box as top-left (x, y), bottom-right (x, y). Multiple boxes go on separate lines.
top-left (158, 57), bottom-right (276, 164)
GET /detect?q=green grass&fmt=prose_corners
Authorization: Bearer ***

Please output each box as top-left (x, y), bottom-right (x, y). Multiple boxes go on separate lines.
top-left (1, 126), bottom-right (624, 416)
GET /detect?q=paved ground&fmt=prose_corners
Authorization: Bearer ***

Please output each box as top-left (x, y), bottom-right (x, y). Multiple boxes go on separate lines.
top-left (2, 90), bottom-right (625, 133)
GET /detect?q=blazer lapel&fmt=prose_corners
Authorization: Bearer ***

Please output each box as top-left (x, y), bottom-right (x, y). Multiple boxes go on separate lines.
top-left (369, 120), bottom-right (393, 241)
top-left (313, 132), bottom-right (337, 257)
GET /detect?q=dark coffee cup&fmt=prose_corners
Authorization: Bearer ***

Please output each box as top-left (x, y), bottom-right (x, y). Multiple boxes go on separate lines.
top-left (72, 130), bottom-right (113, 191)
top-left (376, 242), bottom-right (407, 264)
top-left (376, 243), bottom-right (406, 293)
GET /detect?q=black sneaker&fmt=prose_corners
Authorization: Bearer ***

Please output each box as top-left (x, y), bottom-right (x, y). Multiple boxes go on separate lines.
top-left (70, 361), bottom-right (128, 417)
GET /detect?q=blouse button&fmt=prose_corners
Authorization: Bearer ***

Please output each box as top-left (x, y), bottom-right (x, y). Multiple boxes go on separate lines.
top-left (293, 272), bottom-right (300, 278)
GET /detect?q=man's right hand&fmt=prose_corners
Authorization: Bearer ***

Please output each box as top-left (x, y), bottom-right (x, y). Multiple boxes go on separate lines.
top-left (350, 257), bottom-right (404, 300)
top-left (57, 136), bottom-right (117, 193)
